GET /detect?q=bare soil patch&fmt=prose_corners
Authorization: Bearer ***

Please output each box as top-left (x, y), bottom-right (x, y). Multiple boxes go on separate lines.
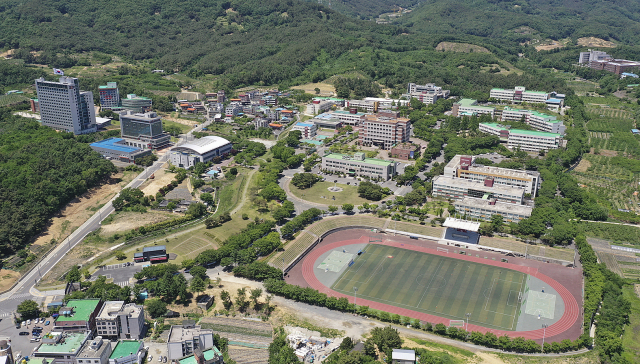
top-left (0, 269), bottom-right (21, 292)
top-left (577, 37), bottom-right (616, 48)
top-left (162, 115), bottom-right (199, 126)
top-left (535, 41), bottom-right (564, 51)
top-left (436, 42), bottom-right (490, 53)
top-left (595, 149), bottom-right (618, 157)
top-left (291, 82), bottom-right (335, 96)
top-left (139, 163), bottom-right (174, 196)
top-left (574, 158), bottom-right (592, 172)
top-left (31, 172), bottom-right (131, 248)
top-left (100, 211), bottom-right (175, 235)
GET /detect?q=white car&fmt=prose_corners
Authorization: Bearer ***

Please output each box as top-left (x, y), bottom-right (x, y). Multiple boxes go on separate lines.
top-left (158, 357), bottom-right (162, 362)
top-left (26, 319), bottom-right (31, 325)
top-left (148, 356), bottom-right (153, 362)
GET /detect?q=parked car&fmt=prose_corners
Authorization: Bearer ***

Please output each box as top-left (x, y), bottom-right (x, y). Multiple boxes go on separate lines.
top-left (148, 356), bottom-right (152, 362)
top-left (158, 356), bottom-right (162, 362)
top-left (19, 332), bottom-right (29, 336)
top-left (45, 321), bottom-right (50, 326)
top-left (21, 321), bottom-right (26, 327)
top-left (163, 357), bottom-right (167, 363)
top-left (26, 319), bottom-right (31, 325)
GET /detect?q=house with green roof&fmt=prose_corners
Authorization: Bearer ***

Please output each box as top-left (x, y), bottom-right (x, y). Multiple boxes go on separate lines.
top-left (54, 299), bottom-right (103, 333)
top-left (479, 123), bottom-right (562, 152)
top-left (501, 107), bottom-right (566, 134)
top-left (321, 152), bottom-right (397, 180)
top-left (33, 332), bottom-right (90, 364)
top-left (109, 340), bottom-right (144, 364)
top-left (452, 99), bottom-right (495, 118)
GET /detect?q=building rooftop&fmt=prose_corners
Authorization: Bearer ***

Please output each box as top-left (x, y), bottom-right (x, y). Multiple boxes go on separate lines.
top-left (302, 139), bottom-right (323, 145)
top-left (36, 333), bottom-right (88, 354)
top-left (178, 348), bottom-right (222, 364)
top-left (77, 338), bottom-right (111, 359)
top-left (323, 153), bottom-right (394, 167)
top-left (456, 99), bottom-right (495, 111)
top-left (433, 175), bottom-right (525, 197)
top-left (455, 197), bottom-right (534, 215)
top-left (56, 300), bottom-right (101, 322)
top-left (90, 138), bottom-right (141, 154)
top-left (392, 349), bottom-right (416, 361)
top-left (168, 326), bottom-right (213, 343)
top-left (447, 155), bottom-right (540, 179)
top-left (109, 341), bottom-right (142, 359)
top-left (170, 136), bottom-right (231, 155)
top-left (143, 245), bottom-right (166, 253)
top-left (295, 122), bottom-right (314, 127)
top-left (480, 123), bottom-right (561, 138)
top-left (97, 301), bottom-right (124, 320)
top-left (443, 218), bottom-right (480, 232)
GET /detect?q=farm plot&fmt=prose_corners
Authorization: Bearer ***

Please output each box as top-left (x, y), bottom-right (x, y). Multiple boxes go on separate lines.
top-left (596, 251), bottom-right (623, 276)
top-left (572, 154), bottom-right (640, 214)
top-left (586, 107), bottom-right (634, 120)
top-left (200, 317), bottom-right (272, 348)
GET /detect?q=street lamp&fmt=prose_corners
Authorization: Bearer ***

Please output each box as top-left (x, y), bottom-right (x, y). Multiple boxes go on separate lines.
top-left (541, 324), bottom-right (549, 352)
top-left (465, 313), bottom-right (471, 331)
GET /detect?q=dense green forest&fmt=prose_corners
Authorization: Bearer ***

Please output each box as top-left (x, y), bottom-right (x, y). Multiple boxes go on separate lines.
top-left (399, 0), bottom-right (640, 45)
top-left (0, 112), bottom-right (116, 255)
top-left (301, 0), bottom-right (419, 19)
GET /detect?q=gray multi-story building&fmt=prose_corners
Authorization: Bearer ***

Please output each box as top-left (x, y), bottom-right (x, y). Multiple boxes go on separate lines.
top-left (120, 111), bottom-right (170, 149)
top-left (321, 152), bottom-right (397, 180)
top-left (76, 337), bottom-right (112, 364)
top-left (96, 302), bottom-right (145, 340)
top-left (121, 94), bottom-right (152, 113)
top-left (99, 82), bottom-right (120, 110)
top-left (35, 76), bottom-right (97, 135)
top-left (167, 325), bottom-right (214, 360)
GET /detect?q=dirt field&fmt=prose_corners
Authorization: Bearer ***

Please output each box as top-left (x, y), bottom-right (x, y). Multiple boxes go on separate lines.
top-left (588, 149), bottom-right (617, 157)
top-left (161, 114), bottom-right (199, 126)
top-left (535, 41), bottom-right (564, 51)
top-left (139, 163), bottom-right (173, 196)
top-left (577, 37), bottom-right (616, 48)
top-left (573, 158), bottom-right (592, 172)
top-left (435, 42), bottom-right (490, 53)
top-left (290, 82), bottom-right (335, 96)
top-left (99, 211), bottom-right (175, 235)
top-left (0, 269), bottom-right (21, 292)
top-left (31, 171), bottom-right (134, 248)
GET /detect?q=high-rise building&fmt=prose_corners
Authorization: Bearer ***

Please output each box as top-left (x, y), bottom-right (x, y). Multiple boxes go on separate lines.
top-left (99, 82), bottom-right (120, 110)
top-left (121, 94), bottom-right (152, 113)
top-left (120, 111), bottom-right (170, 150)
top-left (358, 113), bottom-right (411, 149)
top-left (35, 76), bottom-right (97, 135)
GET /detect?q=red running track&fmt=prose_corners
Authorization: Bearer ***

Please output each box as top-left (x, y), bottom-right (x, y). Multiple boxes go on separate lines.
top-left (301, 236), bottom-right (580, 340)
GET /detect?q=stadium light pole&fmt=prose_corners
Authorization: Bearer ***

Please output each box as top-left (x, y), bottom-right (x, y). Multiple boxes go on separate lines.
top-left (465, 313), bottom-right (471, 331)
top-left (541, 324), bottom-right (548, 352)
top-left (354, 287), bottom-right (358, 308)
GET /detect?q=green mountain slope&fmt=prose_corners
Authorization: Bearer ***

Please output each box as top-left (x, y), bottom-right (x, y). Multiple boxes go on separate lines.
top-left (399, 0), bottom-right (640, 45)
top-left (301, 0), bottom-right (420, 19)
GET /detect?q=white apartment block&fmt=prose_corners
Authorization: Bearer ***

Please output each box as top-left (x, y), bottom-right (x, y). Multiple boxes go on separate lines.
top-left (406, 83), bottom-right (450, 104)
top-left (358, 114), bottom-right (411, 149)
top-left (444, 155), bottom-right (540, 195)
top-left (346, 100), bottom-right (376, 113)
top-left (501, 107), bottom-right (566, 134)
top-left (479, 123), bottom-right (562, 152)
top-left (96, 301), bottom-right (145, 340)
top-left (489, 87), bottom-right (549, 103)
top-left (321, 153), bottom-right (397, 180)
top-left (306, 99), bottom-right (343, 115)
top-left (224, 102), bottom-right (242, 117)
top-left (35, 76), bottom-right (97, 135)
top-left (579, 49), bottom-right (612, 64)
top-left (292, 122), bottom-right (317, 138)
top-left (452, 99), bottom-right (495, 117)
top-left (167, 325), bottom-right (214, 360)
top-left (432, 175), bottom-right (525, 204)
top-left (454, 197), bottom-right (533, 222)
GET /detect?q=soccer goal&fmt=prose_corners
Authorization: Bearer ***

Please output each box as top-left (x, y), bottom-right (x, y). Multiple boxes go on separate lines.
top-left (449, 320), bottom-right (465, 327)
top-left (437, 247), bottom-right (449, 253)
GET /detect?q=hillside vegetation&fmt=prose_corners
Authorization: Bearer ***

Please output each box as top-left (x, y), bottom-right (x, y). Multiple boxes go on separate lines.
top-left (0, 112), bottom-right (117, 255)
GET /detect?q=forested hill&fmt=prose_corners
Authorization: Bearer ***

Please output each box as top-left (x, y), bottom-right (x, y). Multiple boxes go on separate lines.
top-left (300, 0), bottom-right (420, 19)
top-left (0, 0), bottom-right (405, 87)
top-left (399, 0), bottom-right (640, 45)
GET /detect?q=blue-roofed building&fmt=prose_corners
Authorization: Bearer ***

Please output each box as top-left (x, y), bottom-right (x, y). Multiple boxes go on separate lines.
top-left (632, 129), bottom-right (640, 135)
top-left (292, 122), bottom-right (317, 138)
top-left (90, 138), bottom-right (151, 162)
top-left (621, 72), bottom-right (639, 79)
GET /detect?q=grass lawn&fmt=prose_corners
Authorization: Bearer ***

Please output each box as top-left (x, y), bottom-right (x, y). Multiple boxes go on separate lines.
top-left (331, 244), bottom-right (527, 331)
top-left (622, 285), bottom-right (640, 362)
top-left (289, 181), bottom-right (370, 206)
top-left (163, 119), bottom-right (193, 134)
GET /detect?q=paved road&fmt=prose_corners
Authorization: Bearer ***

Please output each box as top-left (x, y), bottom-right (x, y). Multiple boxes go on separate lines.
top-left (0, 120), bottom-right (210, 318)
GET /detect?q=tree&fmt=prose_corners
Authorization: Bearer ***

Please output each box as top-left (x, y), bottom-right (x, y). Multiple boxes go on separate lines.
top-left (236, 287), bottom-right (249, 312)
top-left (66, 266), bottom-right (81, 283)
top-left (220, 290), bottom-right (232, 310)
top-left (190, 276), bottom-right (206, 296)
top-left (250, 288), bottom-right (263, 308)
top-left (182, 259), bottom-right (196, 270)
top-left (200, 192), bottom-right (214, 205)
top-left (369, 326), bottom-right (402, 352)
top-left (17, 299), bottom-right (40, 319)
top-left (146, 299), bottom-right (167, 318)
top-left (186, 202), bottom-right (207, 217)
top-left (190, 266), bottom-right (207, 280)
top-left (342, 203), bottom-right (354, 213)
top-left (339, 337), bottom-right (354, 351)
top-left (314, 87), bottom-right (320, 94)
top-left (229, 167), bottom-right (238, 176)
top-left (490, 214), bottom-right (504, 232)
top-left (115, 251), bottom-right (127, 260)
top-left (291, 173), bottom-right (320, 189)
top-left (328, 205), bottom-right (338, 213)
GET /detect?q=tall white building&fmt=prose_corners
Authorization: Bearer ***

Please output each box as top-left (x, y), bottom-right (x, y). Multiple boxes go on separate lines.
top-left (406, 83), bottom-right (450, 105)
top-left (35, 76), bottom-right (97, 134)
top-left (490, 87), bottom-right (549, 104)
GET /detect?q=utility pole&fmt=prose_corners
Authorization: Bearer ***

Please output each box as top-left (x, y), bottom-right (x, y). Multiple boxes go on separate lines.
top-left (541, 324), bottom-right (548, 352)
top-left (465, 312), bottom-right (471, 331)
top-left (354, 287), bottom-right (358, 308)
top-left (282, 257), bottom-right (285, 279)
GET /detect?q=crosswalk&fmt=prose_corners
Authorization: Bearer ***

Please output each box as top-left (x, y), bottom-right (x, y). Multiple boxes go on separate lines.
top-left (0, 312), bottom-right (13, 318)
top-left (114, 281), bottom-right (131, 287)
top-left (4, 292), bottom-right (33, 301)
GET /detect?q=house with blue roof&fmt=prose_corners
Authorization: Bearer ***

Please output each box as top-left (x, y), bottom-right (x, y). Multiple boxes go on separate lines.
top-left (292, 122), bottom-right (317, 138)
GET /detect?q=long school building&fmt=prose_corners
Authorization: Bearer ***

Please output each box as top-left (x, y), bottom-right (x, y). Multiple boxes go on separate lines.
top-left (500, 107), bottom-right (566, 134)
top-left (479, 123), bottom-right (562, 152)
top-left (321, 152), bottom-right (397, 180)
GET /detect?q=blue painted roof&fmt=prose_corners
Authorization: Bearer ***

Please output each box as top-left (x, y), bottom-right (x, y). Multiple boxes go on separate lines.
top-left (546, 98), bottom-right (562, 103)
top-left (296, 122), bottom-right (313, 127)
top-left (90, 138), bottom-right (141, 153)
top-left (632, 129), bottom-right (639, 133)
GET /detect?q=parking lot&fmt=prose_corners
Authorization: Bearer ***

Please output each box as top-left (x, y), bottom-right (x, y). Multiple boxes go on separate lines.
top-left (91, 262), bottom-right (143, 287)
top-left (0, 312), bottom-right (57, 358)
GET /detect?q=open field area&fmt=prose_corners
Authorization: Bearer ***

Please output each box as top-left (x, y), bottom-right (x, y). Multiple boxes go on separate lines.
top-left (435, 42), bottom-right (490, 53)
top-left (288, 181), bottom-right (369, 206)
top-left (290, 82), bottom-right (335, 96)
top-left (331, 244), bottom-right (526, 331)
top-left (567, 80), bottom-right (598, 96)
top-left (622, 285), bottom-right (640, 363)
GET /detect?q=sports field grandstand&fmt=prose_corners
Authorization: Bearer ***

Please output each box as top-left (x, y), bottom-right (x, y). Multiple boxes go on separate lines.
top-left (479, 237), bottom-right (574, 262)
top-left (388, 220), bottom-right (444, 237)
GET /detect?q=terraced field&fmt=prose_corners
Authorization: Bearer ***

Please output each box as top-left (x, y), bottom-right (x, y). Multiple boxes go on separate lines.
top-left (596, 251), bottom-right (623, 276)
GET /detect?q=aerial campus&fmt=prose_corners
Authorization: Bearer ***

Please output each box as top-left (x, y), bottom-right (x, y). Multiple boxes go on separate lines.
top-left (1, 12), bottom-right (640, 364)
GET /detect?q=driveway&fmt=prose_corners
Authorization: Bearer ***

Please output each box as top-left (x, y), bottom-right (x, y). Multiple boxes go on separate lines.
top-left (91, 262), bottom-right (143, 286)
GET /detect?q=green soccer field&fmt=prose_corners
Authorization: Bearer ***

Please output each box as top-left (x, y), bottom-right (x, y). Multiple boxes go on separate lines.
top-left (331, 244), bottom-right (527, 330)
